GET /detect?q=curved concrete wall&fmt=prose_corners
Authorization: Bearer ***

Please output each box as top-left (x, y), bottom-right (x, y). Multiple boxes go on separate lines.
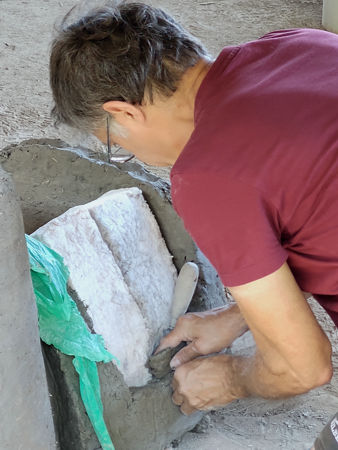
top-left (0, 167), bottom-right (56, 450)
top-left (0, 140), bottom-right (226, 450)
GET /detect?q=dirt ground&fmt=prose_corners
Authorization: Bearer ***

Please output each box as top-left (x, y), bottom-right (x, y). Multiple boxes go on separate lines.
top-left (1, 0), bottom-right (337, 449)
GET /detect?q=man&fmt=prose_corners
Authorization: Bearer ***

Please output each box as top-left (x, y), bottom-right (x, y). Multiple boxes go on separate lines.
top-left (50, 2), bottom-right (337, 448)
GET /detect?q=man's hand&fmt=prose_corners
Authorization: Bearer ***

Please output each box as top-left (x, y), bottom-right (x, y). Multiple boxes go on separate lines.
top-left (172, 354), bottom-right (245, 415)
top-left (155, 304), bottom-right (248, 368)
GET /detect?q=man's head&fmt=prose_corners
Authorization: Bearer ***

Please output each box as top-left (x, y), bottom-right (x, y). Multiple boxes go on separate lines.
top-left (50, 2), bottom-right (209, 165)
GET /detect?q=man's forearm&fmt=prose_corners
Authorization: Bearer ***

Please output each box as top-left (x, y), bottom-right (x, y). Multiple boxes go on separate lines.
top-left (228, 351), bottom-right (324, 401)
top-left (226, 264), bottom-right (332, 400)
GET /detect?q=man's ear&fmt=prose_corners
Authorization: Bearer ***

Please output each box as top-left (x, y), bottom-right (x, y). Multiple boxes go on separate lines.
top-left (103, 101), bottom-right (145, 126)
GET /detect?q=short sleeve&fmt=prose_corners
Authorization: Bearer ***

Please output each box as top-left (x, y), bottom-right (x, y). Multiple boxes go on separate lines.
top-left (171, 172), bottom-right (287, 286)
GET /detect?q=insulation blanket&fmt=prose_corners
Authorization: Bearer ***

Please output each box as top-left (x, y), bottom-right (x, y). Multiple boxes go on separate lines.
top-left (32, 187), bottom-right (177, 387)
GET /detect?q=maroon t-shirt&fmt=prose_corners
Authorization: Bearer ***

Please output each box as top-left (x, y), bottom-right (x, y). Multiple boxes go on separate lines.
top-left (171, 29), bottom-right (338, 326)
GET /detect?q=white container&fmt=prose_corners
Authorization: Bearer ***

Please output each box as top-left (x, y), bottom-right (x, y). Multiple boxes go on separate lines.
top-left (322, 0), bottom-right (338, 33)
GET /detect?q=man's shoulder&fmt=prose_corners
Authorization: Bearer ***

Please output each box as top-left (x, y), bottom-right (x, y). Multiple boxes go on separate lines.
top-left (257, 28), bottom-right (333, 42)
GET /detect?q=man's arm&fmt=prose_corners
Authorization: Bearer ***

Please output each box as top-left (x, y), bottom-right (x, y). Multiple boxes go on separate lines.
top-left (171, 262), bottom-right (333, 414)
top-left (229, 262), bottom-right (332, 396)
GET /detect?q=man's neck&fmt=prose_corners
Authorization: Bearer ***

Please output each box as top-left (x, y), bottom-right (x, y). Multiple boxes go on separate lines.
top-left (174, 58), bottom-right (213, 121)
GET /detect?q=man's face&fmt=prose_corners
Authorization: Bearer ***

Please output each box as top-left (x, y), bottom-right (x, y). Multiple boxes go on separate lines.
top-left (95, 100), bottom-right (193, 167)
top-left (95, 122), bottom-right (173, 166)
top-left (95, 101), bottom-right (183, 166)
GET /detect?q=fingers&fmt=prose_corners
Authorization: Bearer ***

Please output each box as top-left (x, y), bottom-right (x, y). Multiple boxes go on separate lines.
top-left (172, 391), bottom-right (198, 415)
top-left (180, 401), bottom-right (198, 416)
top-left (155, 313), bottom-right (200, 354)
top-left (170, 343), bottom-right (201, 369)
top-left (172, 377), bottom-right (198, 415)
top-left (172, 389), bottom-right (184, 406)
top-left (155, 317), bottom-right (190, 354)
top-left (154, 328), bottom-right (182, 354)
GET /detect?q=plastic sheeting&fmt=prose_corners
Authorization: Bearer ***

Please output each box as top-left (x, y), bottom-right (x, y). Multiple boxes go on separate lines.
top-left (26, 234), bottom-right (117, 450)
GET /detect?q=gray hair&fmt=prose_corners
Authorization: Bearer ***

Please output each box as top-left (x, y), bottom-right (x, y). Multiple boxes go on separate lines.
top-left (50, 2), bottom-right (208, 134)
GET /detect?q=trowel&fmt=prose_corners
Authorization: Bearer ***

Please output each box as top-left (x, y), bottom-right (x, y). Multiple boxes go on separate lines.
top-left (148, 262), bottom-right (199, 379)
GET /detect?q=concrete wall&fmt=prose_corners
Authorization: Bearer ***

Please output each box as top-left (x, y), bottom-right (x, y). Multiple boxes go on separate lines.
top-left (0, 140), bottom-right (227, 450)
top-left (0, 167), bottom-right (56, 450)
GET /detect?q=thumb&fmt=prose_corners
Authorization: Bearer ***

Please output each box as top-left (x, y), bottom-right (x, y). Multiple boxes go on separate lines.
top-left (154, 328), bottom-right (184, 354)
top-left (170, 342), bottom-right (200, 369)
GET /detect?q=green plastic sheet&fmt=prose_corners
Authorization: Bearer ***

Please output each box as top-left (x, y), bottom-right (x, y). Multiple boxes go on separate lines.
top-left (26, 234), bottom-right (117, 450)
top-left (73, 357), bottom-right (115, 450)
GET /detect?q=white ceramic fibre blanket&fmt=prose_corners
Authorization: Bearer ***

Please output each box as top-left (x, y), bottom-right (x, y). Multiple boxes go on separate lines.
top-left (90, 188), bottom-right (177, 344)
top-left (32, 188), bottom-right (177, 387)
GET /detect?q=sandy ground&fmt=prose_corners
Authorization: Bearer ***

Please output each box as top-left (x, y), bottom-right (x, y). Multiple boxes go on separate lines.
top-left (1, 0), bottom-right (337, 449)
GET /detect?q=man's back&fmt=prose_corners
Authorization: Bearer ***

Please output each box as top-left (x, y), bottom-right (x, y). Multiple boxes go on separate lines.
top-left (171, 28), bottom-right (338, 324)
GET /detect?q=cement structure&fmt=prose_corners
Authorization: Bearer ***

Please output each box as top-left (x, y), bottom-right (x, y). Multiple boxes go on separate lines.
top-left (0, 168), bottom-right (56, 449)
top-left (0, 140), bottom-right (227, 450)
